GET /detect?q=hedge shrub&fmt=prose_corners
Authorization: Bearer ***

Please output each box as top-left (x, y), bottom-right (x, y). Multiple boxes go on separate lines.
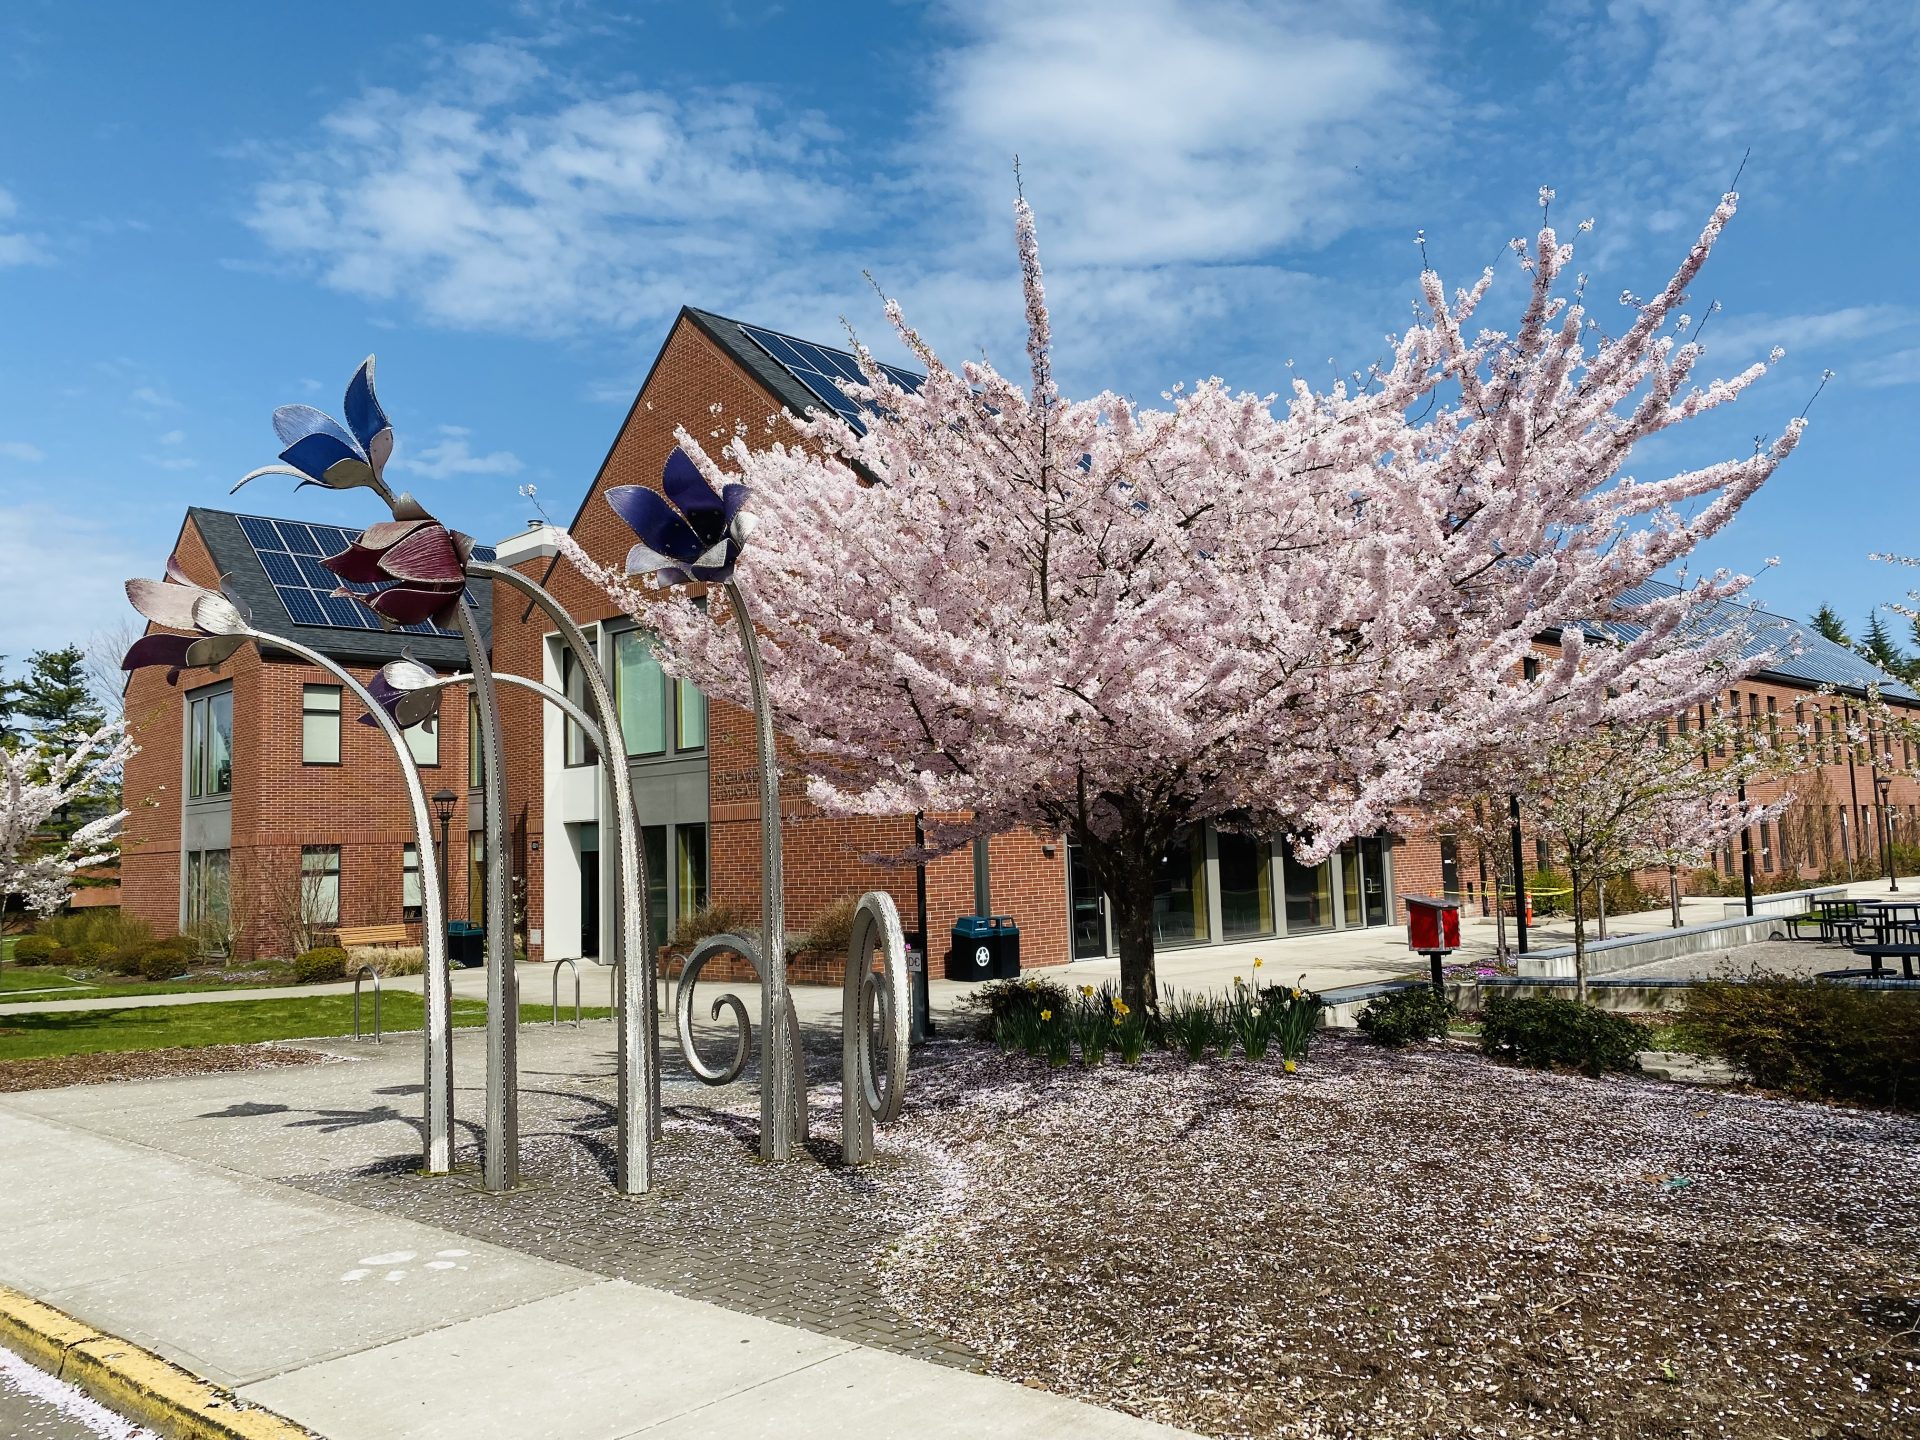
top-left (1676, 977), bottom-right (1920, 1108)
top-left (1357, 987), bottom-right (1451, 1047)
top-left (293, 946), bottom-right (348, 984)
top-left (1479, 995), bottom-right (1650, 1077)
top-left (11, 934), bottom-right (61, 966)
top-left (138, 939), bottom-right (195, 981)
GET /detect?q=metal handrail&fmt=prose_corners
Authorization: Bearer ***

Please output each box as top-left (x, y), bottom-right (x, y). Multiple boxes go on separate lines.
top-left (552, 957), bottom-right (581, 1028)
top-left (353, 965), bottom-right (382, 1044)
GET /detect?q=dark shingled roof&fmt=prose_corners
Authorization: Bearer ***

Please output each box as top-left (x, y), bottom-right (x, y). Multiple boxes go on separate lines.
top-left (187, 506), bottom-right (486, 669)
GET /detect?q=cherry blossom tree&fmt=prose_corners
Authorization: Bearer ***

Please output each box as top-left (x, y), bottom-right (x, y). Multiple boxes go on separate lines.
top-left (576, 190), bottom-right (1802, 1009)
top-left (1, 722), bottom-right (132, 918)
top-left (1518, 716), bottom-right (1780, 998)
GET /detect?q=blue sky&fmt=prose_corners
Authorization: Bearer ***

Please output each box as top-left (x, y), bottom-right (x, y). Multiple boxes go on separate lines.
top-left (1, 0), bottom-right (1917, 663)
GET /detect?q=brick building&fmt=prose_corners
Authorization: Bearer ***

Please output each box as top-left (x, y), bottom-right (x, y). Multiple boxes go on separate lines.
top-left (121, 309), bottom-right (1920, 969)
top-left (118, 509), bottom-right (493, 960)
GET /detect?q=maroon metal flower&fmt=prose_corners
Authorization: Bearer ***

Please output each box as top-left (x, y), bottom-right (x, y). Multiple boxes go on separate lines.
top-left (322, 501), bottom-right (475, 630)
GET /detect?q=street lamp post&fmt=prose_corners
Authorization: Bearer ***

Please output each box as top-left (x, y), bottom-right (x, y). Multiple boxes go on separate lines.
top-left (432, 789), bottom-right (457, 931)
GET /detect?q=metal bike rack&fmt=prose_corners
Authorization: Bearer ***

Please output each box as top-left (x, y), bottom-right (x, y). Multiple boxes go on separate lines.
top-left (353, 965), bottom-right (382, 1044)
top-left (551, 957), bottom-right (581, 1028)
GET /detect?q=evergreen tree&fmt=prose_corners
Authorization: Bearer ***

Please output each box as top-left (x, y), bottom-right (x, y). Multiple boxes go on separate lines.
top-left (15, 647), bottom-right (103, 742)
top-left (1810, 604), bottom-right (1852, 647)
top-left (1858, 612), bottom-right (1906, 676)
top-left (0, 654), bottom-right (16, 744)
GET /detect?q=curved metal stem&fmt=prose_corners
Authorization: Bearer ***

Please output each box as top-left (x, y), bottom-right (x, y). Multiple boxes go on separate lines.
top-left (407, 673), bottom-right (608, 758)
top-left (242, 628), bottom-right (452, 1173)
top-left (473, 560), bottom-right (656, 1193)
top-left (725, 579), bottom-right (802, 1160)
top-left (457, 598), bottom-right (517, 1193)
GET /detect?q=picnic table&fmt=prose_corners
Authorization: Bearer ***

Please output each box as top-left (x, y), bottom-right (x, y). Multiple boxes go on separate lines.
top-left (1849, 899), bottom-right (1920, 979)
top-left (1790, 896), bottom-right (1866, 943)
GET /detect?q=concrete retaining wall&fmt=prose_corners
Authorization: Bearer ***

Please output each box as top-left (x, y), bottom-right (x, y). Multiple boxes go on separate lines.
top-left (1719, 885), bottom-right (1847, 920)
top-left (1516, 912), bottom-right (1796, 979)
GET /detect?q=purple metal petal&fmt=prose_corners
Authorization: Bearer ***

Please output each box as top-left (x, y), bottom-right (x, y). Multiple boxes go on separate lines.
top-left (321, 542), bottom-right (388, 584)
top-left (377, 525), bottom-right (465, 584)
top-left (121, 633), bottom-right (196, 672)
top-left (662, 448), bottom-right (725, 518)
top-left (606, 484), bottom-right (706, 563)
top-left (358, 582), bottom-right (465, 627)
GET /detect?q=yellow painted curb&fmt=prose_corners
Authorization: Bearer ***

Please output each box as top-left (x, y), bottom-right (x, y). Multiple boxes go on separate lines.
top-left (0, 1284), bottom-right (318, 1440)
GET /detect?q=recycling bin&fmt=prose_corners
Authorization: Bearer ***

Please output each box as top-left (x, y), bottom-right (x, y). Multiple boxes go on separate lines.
top-left (448, 921), bottom-right (485, 968)
top-left (947, 915), bottom-right (1020, 981)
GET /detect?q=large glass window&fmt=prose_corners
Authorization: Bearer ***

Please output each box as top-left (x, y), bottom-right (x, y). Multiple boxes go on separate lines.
top-left (468, 832), bottom-right (486, 925)
top-left (643, 825), bottom-right (668, 954)
top-left (469, 694), bottom-right (484, 789)
top-left (402, 843), bottom-right (422, 919)
top-left (677, 823), bottom-right (709, 920)
top-left (561, 643), bottom-right (598, 767)
top-left (615, 632), bottom-right (667, 756)
top-left (1283, 847), bottom-right (1333, 932)
top-left (677, 681), bottom-right (707, 751)
top-left (1216, 830), bottom-right (1273, 939)
top-left (301, 846), bottom-right (340, 927)
top-left (187, 849), bottom-right (230, 932)
top-left (404, 716), bottom-right (439, 767)
top-left (187, 687), bottom-right (232, 797)
top-left (1152, 828), bottom-right (1208, 945)
top-left (302, 685), bottom-right (341, 765)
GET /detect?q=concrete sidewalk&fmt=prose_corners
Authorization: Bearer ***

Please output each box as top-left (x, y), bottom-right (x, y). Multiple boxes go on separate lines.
top-left (0, 1051), bottom-right (1188, 1440)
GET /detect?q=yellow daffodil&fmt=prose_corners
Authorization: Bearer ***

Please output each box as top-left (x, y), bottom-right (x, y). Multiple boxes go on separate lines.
top-left (1292, 987), bottom-right (1304, 1001)
top-left (1234, 975), bottom-right (1244, 987)
top-left (1080, 984), bottom-right (1094, 998)
top-left (1040, 1009), bottom-right (1052, 1022)
top-left (1284, 1059), bottom-right (1297, 1073)
top-left (1254, 957), bottom-right (1264, 969)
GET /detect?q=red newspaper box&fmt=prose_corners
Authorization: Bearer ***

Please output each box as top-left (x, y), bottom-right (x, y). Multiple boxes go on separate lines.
top-left (1401, 894), bottom-right (1460, 993)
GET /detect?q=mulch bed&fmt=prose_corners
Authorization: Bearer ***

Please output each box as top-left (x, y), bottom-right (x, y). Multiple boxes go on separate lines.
top-left (0, 1043), bottom-right (332, 1093)
top-left (876, 1036), bottom-right (1920, 1440)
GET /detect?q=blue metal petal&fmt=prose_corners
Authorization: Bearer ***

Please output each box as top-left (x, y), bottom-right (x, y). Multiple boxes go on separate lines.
top-left (606, 484), bottom-right (706, 562)
top-left (343, 357), bottom-right (391, 455)
top-left (272, 404), bottom-right (363, 456)
top-left (279, 431), bottom-right (365, 485)
top-left (661, 448), bottom-right (724, 518)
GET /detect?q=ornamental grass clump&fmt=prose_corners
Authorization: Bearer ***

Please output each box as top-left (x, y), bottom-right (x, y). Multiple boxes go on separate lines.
top-left (1267, 978), bottom-right (1326, 1072)
top-left (1161, 990), bottom-right (1222, 1063)
top-left (1225, 978), bottom-right (1279, 1060)
top-left (1111, 994), bottom-right (1147, 1063)
top-left (1040, 1007), bottom-right (1074, 1068)
top-left (1071, 984), bottom-right (1112, 1066)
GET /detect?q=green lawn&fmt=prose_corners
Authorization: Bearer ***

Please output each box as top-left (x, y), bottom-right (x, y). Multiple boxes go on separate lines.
top-left (0, 969), bottom-right (277, 1001)
top-left (0, 996), bottom-right (613, 1061)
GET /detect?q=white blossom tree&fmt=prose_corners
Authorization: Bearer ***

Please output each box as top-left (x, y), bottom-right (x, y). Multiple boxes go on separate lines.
top-left (1, 722), bottom-right (133, 919)
top-left (576, 190), bottom-right (1802, 1009)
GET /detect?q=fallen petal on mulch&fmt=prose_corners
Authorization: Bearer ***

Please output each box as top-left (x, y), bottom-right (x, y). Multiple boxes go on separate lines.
top-left (0, 1043), bottom-right (333, 1093)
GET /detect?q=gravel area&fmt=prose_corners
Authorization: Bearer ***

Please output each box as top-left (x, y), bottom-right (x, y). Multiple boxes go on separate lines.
top-left (876, 1037), bottom-right (1920, 1440)
top-left (0, 1043), bottom-right (331, 1093)
top-left (1609, 937), bottom-right (1918, 982)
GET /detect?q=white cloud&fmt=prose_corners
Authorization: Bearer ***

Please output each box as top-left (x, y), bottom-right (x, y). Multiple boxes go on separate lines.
top-left (143, 454), bottom-right (198, 472)
top-left (0, 441), bottom-right (45, 462)
top-left (245, 49), bottom-right (850, 337)
top-left (157, 428), bottom-right (186, 446)
top-left (0, 503), bottom-right (148, 655)
top-left (392, 425), bottom-right (524, 479)
top-left (1856, 347), bottom-right (1920, 390)
top-left (0, 185), bottom-right (48, 267)
top-left (129, 385), bottom-right (179, 412)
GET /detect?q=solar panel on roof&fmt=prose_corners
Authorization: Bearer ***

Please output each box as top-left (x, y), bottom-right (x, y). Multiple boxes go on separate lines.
top-left (735, 322), bottom-right (923, 434)
top-left (233, 514), bottom-right (495, 638)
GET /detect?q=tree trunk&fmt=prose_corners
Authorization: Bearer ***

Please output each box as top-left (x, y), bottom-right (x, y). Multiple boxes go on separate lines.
top-left (1570, 857), bottom-right (1589, 1004)
top-left (1596, 876), bottom-right (1608, 941)
top-left (1106, 871), bottom-right (1159, 1014)
top-left (1668, 867), bottom-right (1682, 929)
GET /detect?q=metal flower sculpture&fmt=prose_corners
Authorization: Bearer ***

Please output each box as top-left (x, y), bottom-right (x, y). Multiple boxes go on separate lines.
top-left (236, 359), bottom-right (394, 495)
top-left (612, 446), bottom-right (907, 1166)
top-left (323, 512), bottom-right (475, 629)
top-left (607, 448), bottom-right (754, 585)
top-left (121, 561), bottom-right (252, 682)
top-left (360, 657), bottom-right (442, 731)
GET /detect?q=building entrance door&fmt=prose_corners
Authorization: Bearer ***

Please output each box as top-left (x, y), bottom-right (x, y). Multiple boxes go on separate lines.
top-left (577, 823), bottom-right (599, 959)
top-left (1066, 845), bottom-right (1108, 959)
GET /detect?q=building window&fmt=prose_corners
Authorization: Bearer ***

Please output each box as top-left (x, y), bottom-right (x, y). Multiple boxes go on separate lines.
top-left (1282, 847), bottom-right (1333, 933)
top-left (187, 686), bottom-right (233, 798)
top-left (676, 823), bottom-right (708, 921)
top-left (469, 693), bottom-right (484, 789)
top-left (402, 843), bottom-right (422, 920)
top-left (186, 849), bottom-right (230, 936)
top-left (301, 846), bottom-right (340, 927)
top-left (302, 685), bottom-right (342, 765)
top-left (615, 631), bottom-right (666, 756)
top-left (1766, 696), bottom-right (1777, 744)
top-left (1759, 821), bottom-right (1774, 873)
top-left (404, 717), bottom-right (439, 767)
top-left (677, 679), bottom-right (707, 752)
top-left (468, 832), bottom-right (486, 925)
top-left (1217, 831), bottom-right (1275, 939)
top-left (561, 642), bottom-right (599, 767)
top-left (1153, 828), bottom-right (1208, 944)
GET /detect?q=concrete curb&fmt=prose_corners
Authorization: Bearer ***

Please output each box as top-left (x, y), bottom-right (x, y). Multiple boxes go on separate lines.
top-left (0, 1284), bottom-right (318, 1440)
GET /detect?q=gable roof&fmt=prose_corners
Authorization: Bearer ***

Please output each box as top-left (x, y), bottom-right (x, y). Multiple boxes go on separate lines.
top-left (187, 506), bottom-right (485, 668)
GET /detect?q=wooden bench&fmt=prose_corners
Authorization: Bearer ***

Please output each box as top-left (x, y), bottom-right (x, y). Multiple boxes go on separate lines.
top-left (334, 923), bottom-right (410, 951)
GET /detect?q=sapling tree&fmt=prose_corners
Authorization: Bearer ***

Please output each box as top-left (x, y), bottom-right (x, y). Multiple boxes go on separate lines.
top-left (576, 189), bottom-right (1802, 1009)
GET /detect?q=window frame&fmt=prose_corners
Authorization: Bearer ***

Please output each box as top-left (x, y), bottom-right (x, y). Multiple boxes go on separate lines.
top-left (302, 683), bottom-right (343, 766)
top-left (402, 842), bottom-right (423, 921)
top-left (300, 845), bottom-right (341, 928)
top-left (186, 684), bottom-right (234, 799)
top-left (404, 716), bottom-right (440, 768)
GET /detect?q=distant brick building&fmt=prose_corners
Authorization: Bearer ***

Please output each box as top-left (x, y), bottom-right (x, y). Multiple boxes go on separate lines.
top-left (121, 309), bottom-right (1920, 968)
